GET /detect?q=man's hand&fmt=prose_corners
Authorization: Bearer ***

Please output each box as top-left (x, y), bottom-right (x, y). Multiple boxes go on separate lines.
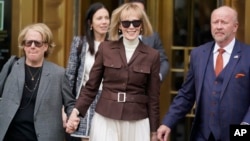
top-left (157, 125), bottom-right (171, 141)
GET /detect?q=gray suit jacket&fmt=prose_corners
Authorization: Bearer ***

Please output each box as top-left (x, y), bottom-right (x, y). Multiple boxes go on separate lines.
top-left (0, 57), bottom-right (75, 141)
top-left (142, 32), bottom-right (169, 81)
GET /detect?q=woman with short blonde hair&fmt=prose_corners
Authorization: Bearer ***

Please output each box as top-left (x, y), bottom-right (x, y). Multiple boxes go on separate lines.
top-left (109, 3), bottom-right (153, 41)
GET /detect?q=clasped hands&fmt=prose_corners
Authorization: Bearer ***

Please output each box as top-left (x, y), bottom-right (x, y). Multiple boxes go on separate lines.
top-left (66, 108), bottom-right (80, 133)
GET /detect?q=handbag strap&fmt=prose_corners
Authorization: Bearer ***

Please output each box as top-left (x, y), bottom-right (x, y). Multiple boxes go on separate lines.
top-left (0, 55), bottom-right (18, 97)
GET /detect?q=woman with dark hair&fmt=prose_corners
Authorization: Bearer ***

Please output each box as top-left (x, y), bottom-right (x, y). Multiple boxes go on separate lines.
top-left (65, 2), bottom-right (110, 141)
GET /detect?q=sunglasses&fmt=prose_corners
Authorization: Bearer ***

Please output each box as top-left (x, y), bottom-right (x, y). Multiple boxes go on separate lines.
top-left (121, 20), bottom-right (142, 28)
top-left (22, 40), bottom-right (46, 47)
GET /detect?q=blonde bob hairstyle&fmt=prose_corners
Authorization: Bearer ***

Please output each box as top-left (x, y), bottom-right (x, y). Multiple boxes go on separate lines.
top-left (109, 3), bottom-right (153, 41)
top-left (18, 23), bottom-right (56, 58)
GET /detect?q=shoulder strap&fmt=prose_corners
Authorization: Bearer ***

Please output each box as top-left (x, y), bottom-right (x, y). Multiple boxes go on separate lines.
top-left (0, 55), bottom-right (19, 97)
top-left (6, 56), bottom-right (18, 75)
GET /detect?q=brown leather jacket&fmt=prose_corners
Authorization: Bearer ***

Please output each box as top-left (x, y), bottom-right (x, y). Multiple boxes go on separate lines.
top-left (75, 38), bottom-right (160, 131)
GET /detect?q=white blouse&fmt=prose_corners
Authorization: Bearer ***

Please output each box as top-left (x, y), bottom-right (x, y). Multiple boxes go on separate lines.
top-left (82, 41), bottom-right (102, 90)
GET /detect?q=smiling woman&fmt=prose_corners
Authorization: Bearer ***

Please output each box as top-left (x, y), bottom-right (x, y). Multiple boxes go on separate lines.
top-left (108, 3), bottom-right (152, 41)
top-left (66, 3), bottom-right (161, 141)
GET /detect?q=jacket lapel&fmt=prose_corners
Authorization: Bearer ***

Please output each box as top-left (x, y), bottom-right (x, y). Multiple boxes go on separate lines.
top-left (17, 58), bottom-right (25, 101)
top-left (196, 42), bottom-right (214, 102)
top-left (220, 41), bottom-right (241, 99)
top-left (34, 61), bottom-right (50, 116)
top-left (116, 39), bottom-right (128, 65)
top-left (128, 41), bottom-right (146, 65)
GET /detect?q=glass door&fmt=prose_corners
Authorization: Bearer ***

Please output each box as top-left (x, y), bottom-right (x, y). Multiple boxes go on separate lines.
top-left (170, 0), bottom-right (216, 140)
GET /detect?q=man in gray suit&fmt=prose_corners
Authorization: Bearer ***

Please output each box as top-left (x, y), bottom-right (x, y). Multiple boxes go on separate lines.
top-left (0, 23), bottom-right (76, 141)
top-left (129, 0), bottom-right (169, 82)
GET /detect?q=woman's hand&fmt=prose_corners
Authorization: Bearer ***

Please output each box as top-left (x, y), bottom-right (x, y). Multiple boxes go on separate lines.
top-left (66, 108), bottom-right (80, 133)
top-left (151, 132), bottom-right (158, 141)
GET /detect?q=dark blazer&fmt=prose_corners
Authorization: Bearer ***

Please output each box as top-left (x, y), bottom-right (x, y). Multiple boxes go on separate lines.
top-left (141, 32), bottom-right (169, 81)
top-left (162, 40), bottom-right (250, 141)
top-left (75, 38), bottom-right (161, 131)
top-left (0, 57), bottom-right (76, 141)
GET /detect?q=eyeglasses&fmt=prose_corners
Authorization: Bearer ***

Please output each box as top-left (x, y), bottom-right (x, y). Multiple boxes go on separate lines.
top-left (121, 20), bottom-right (142, 28)
top-left (22, 40), bottom-right (46, 47)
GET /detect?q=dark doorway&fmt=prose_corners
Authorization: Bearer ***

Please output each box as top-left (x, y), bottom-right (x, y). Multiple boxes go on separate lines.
top-left (0, 0), bottom-right (12, 70)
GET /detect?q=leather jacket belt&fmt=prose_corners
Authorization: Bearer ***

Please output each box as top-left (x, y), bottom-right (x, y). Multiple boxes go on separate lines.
top-left (101, 92), bottom-right (148, 103)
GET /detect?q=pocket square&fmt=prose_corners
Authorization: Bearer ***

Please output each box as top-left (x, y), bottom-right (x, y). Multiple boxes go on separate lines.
top-left (235, 73), bottom-right (245, 78)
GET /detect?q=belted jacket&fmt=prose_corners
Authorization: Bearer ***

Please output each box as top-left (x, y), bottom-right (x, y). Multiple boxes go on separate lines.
top-left (75, 38), bottom-right (161, 132)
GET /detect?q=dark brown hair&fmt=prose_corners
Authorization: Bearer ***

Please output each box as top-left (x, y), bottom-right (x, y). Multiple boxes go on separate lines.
top-left (84, 2), bottom-right (109, 55)
top-left (128, 0), bottom-right (146, 9)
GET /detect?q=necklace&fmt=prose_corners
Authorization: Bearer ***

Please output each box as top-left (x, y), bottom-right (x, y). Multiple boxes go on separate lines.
top-left (19, 87), bottom-right (36, 110)
top-left (27, 65), bottom-right (42, 81)
top-left (24, 76), bottom-right (40, 92)
top-left (20, 71), bottom-right (41, 110)
top-left (19, 88), bottom-right (36, 110)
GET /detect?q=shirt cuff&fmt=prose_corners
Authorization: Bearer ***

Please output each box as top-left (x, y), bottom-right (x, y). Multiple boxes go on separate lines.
top-left (240, 122), bottom-right (250, 125)
top-left (73, 108), bottom-right (79, 116)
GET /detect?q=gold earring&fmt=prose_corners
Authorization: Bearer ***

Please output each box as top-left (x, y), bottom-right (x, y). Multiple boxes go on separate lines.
top-left (140, 28), bottom-right (143, 34)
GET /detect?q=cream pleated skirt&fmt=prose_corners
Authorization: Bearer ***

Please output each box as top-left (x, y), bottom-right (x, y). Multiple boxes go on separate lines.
top-left (90, 112), bottom-right (150, 141)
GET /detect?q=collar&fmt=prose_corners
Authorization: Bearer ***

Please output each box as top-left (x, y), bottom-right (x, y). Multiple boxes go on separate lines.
top-left (139, 35), bottom-right (142, 40)
top-left (213, 38), bottom-right (235, 54)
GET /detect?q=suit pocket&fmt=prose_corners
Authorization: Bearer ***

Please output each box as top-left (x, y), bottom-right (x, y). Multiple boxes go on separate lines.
top-left (103, 62), bottom-right (121, 69)
top-left (235, 73), bottom-right (246, 78)
top-left (103, 62), bottom-right (122, 81)
top-left (132, 65), bottom-right (150, 84)
top-left (133, 65), bottom-right (150, 74)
